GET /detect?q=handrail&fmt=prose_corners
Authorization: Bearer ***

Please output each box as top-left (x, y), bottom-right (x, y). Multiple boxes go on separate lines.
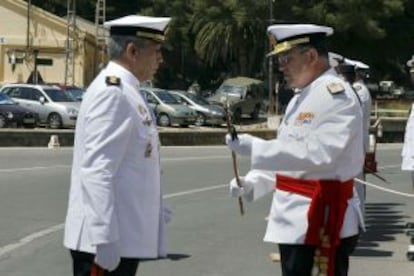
top-left (371, 104), bottom-right (409, 119)
top-left (372, 118), bottom-right (381, 128)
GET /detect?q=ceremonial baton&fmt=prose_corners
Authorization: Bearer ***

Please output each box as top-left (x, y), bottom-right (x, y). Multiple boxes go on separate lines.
top-left (224, 101), bottom-right (245, 215)
top-left (364, 165), bottom-right (389, 184)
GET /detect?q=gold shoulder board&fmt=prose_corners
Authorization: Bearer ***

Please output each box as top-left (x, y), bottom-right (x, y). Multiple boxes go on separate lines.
top-left (106, 76), bottom-right (121, 86)
top-left (327, 82), bottom-right (344, 94)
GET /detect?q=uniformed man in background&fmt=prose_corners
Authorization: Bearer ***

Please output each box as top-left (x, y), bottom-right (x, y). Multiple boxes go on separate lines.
top-left (226, 24), bottom-right (364, 276)
top-left (352, 60), bottom-right (372, 166)
top-left (402, 55), bottom-right (414, 188)
top-left (63, 15), bottom-right (172, 276)
top-left (336, 58), bottom-right (372, 217)
top-left (409, 55), bottom-right (414, 84)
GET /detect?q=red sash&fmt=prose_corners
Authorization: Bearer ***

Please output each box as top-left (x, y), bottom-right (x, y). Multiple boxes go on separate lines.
top-left (276, 174), bottom-right (354, 276)
top-left (91, 263), bottom-right (105, 276)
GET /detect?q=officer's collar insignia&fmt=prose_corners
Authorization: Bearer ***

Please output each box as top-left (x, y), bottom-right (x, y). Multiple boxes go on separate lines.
top-left (354, 84), bottom-right (362, 91)
top-left (144, 142), bottom-right (153, 158)
top-left (106, 76), bottom-right (121, 86)
top-left (327, 82), bottom-right (344, 94)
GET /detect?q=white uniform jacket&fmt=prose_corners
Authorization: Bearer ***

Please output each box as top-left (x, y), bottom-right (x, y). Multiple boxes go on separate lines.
top-left (402, 103), bottom-right (414, 171)
top-left (247, 69), bottom-right (365, 244)
top-left (64, 62), bottom-right (168, 258)
top-left (353, 80), bottom-right (372, 153)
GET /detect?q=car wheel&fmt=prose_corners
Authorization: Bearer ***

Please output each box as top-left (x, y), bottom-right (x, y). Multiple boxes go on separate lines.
top-left (0, 115), bottom-right (6, 128)
top-left (194, 113), bottom-right (206, 126)
top-left (157, 113), bottom-right (171, 127)
top-left (250, 104), bottom-right (261, 120)
top-left (48, 113), bottom-right (63, 129)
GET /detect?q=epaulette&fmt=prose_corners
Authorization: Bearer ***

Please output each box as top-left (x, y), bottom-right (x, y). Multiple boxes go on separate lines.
top-left (327, 82), bottom-right (345, 94)
top-left (106, 76), bottom-right (121, 86)
top-left (353, 84), bottom-right (362, 91)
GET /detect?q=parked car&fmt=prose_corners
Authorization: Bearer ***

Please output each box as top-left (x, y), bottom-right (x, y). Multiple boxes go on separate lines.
top-left (140, 88), bottom-right (197, 127)
top-left (208, 76), bottom-right (265, 123)
top-left (0, 92), bottom-right (37, 128)
top-left (57, 85), bottom-right (86, 101)
top-left (0, 83), bottom-right (80, 129)
top-left (404, 90), bottom-right (414, 100)
top-left (171, 90), bottom-right (225, 126)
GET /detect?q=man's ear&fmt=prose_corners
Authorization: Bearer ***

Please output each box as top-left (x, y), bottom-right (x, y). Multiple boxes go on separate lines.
top-left (125, 42), bottom-right (138, 58)
top-left (307, 48), bottom-right (318, 64)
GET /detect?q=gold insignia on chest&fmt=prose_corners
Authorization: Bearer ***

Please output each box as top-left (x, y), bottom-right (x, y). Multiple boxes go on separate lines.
top-left (327, 82), bottom-right (344, 94)
top-left (138, 104), bottom-right (147, 115)
top-left (145, 142), bottom-right (153, 158)
top-left (297, 112), bottom-right (315, 120)
top-left (294, 112), bottom-right (315, 125)
top-left (143, 118), bottom-right (152, 126)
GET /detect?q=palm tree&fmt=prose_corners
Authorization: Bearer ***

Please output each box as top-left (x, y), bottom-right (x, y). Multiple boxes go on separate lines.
top-left (190, 0), bottom-right (268, 77)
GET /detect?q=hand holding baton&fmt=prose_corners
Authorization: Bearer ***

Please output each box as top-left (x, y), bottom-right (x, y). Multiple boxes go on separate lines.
top-left (225, 102), bottom-right (245, 215)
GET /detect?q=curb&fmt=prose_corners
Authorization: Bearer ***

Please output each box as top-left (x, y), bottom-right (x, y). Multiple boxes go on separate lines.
top-left (0, 128), bottom-right (405, 147)
top-left (0, 128), bottom-right (276, 147)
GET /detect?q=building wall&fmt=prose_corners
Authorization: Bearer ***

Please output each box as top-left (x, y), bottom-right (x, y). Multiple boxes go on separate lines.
top-left (0, 0), bottom-right (98, 87)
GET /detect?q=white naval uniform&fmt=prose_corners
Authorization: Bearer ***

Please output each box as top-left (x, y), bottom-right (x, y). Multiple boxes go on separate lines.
top-left (64, 61), bottom-right (168, 258)
top-left (353, 80), bottom-right (372, 154)
top-left (245, 68), bottom-right (365, 244)
top-left (402, 103), bottom-right (414, 171)
top-left (353, 80), bottom-right (372, 216)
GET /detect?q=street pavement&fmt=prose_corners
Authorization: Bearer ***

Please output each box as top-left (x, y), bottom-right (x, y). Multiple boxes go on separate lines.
top-left (0, 144), bottom-right (413, 275)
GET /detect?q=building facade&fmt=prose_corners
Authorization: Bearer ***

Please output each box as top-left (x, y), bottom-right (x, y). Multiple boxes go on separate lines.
top-left (0, 0), bottom-right (103, 87)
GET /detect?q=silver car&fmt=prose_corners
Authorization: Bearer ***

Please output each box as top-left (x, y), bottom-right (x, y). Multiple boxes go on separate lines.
top-left (140, 88), bottom-right (197, 127)
top-left (171, 91), bottom-right (225, 126)
top-left (0, 84), bottom-right (80, 128)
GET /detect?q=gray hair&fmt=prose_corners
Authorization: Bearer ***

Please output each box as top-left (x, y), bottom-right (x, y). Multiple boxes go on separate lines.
top-left (107, 36), bottom-right (153, 60)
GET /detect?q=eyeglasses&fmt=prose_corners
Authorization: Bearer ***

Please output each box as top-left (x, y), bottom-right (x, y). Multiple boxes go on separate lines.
top-left (277, 52), bottom-right (292, 66)
top-left (277, 47), bottom-right (311, 66)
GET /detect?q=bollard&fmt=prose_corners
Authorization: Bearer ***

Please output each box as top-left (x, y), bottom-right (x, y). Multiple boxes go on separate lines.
top-left (48, 135), bottom-right (60, 149)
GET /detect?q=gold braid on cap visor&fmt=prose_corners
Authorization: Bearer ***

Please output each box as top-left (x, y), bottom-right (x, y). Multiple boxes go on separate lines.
top-left (135, 31), bottom-right (166, 42)
top-left (267, 36), bottom-right (310, 57)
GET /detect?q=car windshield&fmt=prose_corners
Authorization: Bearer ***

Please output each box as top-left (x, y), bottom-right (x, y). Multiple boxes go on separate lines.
top-left (0, 93), bottom-right (16, 105)
top-left (216, 85), bottom-right (245, 96)
top-left (66, 88), bottom-right (85, 100)
top-left (44, 88), bottom-right (75, 102)
top-left (184, 93), bottom-right (210, 105)
top-left (154, 90), bottom-right (180, 104)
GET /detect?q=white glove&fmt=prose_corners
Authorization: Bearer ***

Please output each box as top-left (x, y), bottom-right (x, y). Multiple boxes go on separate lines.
top-left (163, 206), bottom-right (174, 224)
top-left (95, 243), bottom-right (121, 272)
top-left (229, 176), bottom-right (254, 201)
top-left (225, 133), bottom-right (254, 156)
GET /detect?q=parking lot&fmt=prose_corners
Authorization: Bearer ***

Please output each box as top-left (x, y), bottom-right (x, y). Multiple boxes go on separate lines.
top-left (0, 144), bottom-right (413, 275)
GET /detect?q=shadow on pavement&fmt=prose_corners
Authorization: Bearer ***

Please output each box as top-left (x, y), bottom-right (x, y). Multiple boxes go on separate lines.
top-left (352, 202), bottom-right (408, 257)
top-left (166, 253), bottom-right (191, 261)
top-left (141, 253), bottom-right (191, 263)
